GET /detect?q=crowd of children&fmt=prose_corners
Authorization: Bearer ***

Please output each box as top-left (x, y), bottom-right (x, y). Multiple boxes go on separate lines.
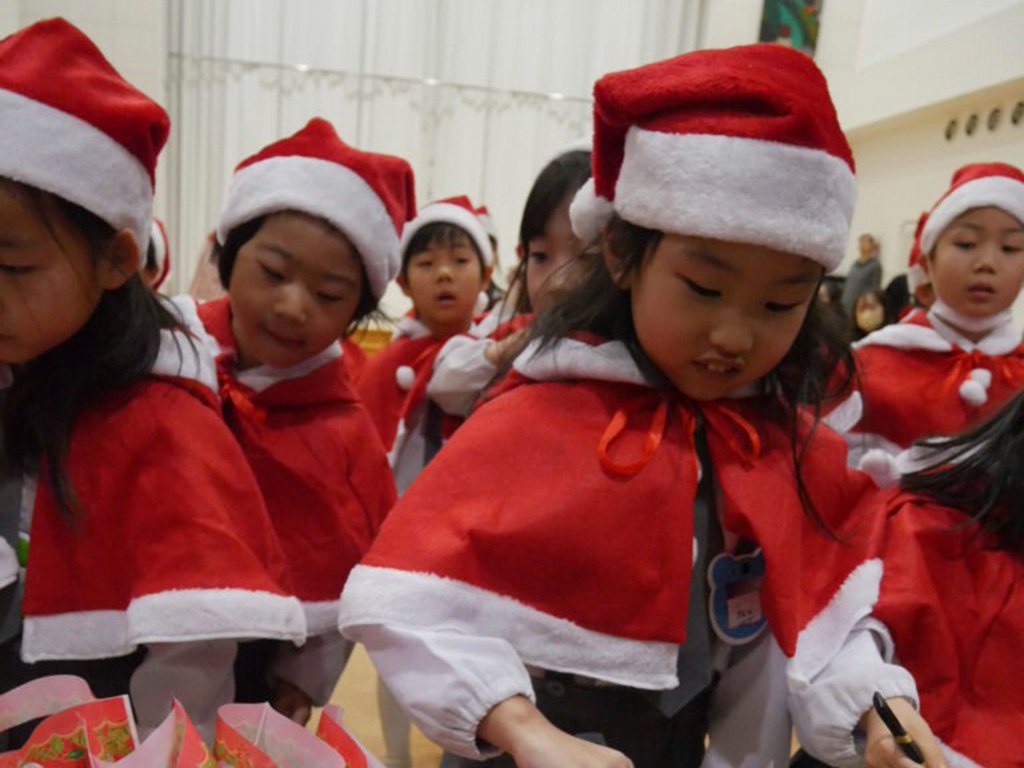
top-left (2, 14), bottom-right (1024, 768)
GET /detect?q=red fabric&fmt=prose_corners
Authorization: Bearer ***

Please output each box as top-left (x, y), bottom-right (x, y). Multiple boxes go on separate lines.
top-left (874, 494), bottom-right (1024, 767)
top-left (0, 18), bottom-right (168, 184)
top-left (589, 44), bottom-right (853, 202)
top-left (233, 118), bottom-right (415, 235)
top-left (852, 317), bottom-right (1024, 448)
top-left (341, 339), bottom-right (368, 384)
top-left (356, 334), bottom-right (449, 451)
top-left (362, 372), bottom-right (882, 655)
top-left (199, 298), bottom-right (395, 608)
top-left (22, 378), bottom-right (292, 622)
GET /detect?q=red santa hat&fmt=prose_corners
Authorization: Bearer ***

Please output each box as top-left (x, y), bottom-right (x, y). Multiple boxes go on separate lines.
top-left (147, 217), bottom-right (172, 290)
top-left (0, 18), bottom-right (168, 253)
top-left (217, 117), bottom-right (416, 299)
top-left (918, 162), bottom-right (1024, 255)
top-left (400, 195), bottom-right (494, 267)
top-left (570, 44), bottom-right (856, 272)
top-left (475, 204), bottom-right (498, 242)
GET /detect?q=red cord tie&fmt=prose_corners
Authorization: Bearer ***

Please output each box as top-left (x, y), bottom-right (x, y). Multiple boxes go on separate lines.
top-left (218, 369), bottom-right (267, 423)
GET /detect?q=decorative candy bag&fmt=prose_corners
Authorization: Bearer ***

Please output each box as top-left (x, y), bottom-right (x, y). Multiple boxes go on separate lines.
top-left (213, 704), bottom-right (346, 767)
top-left (88, 701), bottom-right (212, 768)
top-left (314, 707), bottom-right (383, 768)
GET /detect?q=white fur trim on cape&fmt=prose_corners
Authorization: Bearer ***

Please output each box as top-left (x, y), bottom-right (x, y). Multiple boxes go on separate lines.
top-left (0, 88), bottom-right (153, 252)
top-left (399, 202), bottom-right (494, 267)
top-left (21, 588), bottom-right (306, 663)
top-left (612, 129), bottom-right (856, 272)
top-left (236, 341), bottom-right (342, 393)
top-left (822, 392), bottom-right (863, 433)
top-left (303, 598), bottom-right (342, 636)
top-left (788, 558), bottom-right (883, 684)
top-left (568, 178), bottom-right (615, 243)
top-left (155, 295), bottom-right (220, 394)
top-left (513, 338), bottom-right (648, 386)
top-left (853, 321), bottom-right (952, 352)
top-left (339, 565), bottom-right (679, 689)
top-left (920, 176), bottom-right (1024, 254)
top-left (929, 306), bottom-right (1021, 355)
top-left (394, 315), bottom-right (432, 341)
top-left (217, 156), bottom-right (398, 298)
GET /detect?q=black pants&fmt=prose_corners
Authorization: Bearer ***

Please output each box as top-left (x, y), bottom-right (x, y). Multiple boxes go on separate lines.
top-left (441, 673), bottom-right (710, 768)
top-left (0, 635), bottom-right (144, 750)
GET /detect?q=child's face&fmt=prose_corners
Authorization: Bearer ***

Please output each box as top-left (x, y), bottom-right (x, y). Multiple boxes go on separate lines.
top-left (0, 184), bottom-right (108, 364)
top-left (522, 200), bottom-right (593, 314)
top-left (623, 234), bottom-right (820, 401)
top-left (926, 206), bottom-right (1024, 320)
top-left (399, 232), bottom-right (491, 337)
top-left (228, 211), bottom-right (364, 370)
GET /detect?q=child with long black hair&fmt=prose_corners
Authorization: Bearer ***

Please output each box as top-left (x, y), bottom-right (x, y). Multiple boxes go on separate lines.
top-left (339, 45), bottom-right (945, 768)
top-left (427, 146), bottom-right (594, 418)
top-left (0, 18), bottom-right (304, 741)
top-left (797, 394), bottom-right (1024, 767)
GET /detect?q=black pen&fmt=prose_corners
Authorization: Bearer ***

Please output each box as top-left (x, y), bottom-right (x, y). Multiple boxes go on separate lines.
top-left (872, 692), bottom-right (925, 764)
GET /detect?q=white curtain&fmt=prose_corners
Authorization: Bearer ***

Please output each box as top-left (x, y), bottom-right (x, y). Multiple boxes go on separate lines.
top-left (165, 0), bottom-right (706, 309)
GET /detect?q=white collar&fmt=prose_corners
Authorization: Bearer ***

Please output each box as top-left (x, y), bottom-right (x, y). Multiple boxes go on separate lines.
top-left (236, 342), bottom-right (342, 393)
top-left (927, 302), bottom-right (1019, 355)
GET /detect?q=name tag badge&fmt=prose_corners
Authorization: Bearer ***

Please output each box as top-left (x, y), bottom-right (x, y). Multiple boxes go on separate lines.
top-left (708, 549), bottom-right (767, 645)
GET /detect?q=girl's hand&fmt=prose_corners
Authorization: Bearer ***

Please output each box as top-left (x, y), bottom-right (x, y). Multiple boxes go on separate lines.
top-left (271, 678), bottom-right (313, 725)
top-left (479, 696), bottom-right (632, 768)
top-left (860, 697), bottom-right (948, 768)
top-left (484, 329), bottom-right (531, 367)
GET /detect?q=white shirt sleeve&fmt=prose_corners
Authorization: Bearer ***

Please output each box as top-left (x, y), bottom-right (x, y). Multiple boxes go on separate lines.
top-left (269, 633), bottom-right (354, 706)
top-left (427, 336), bottom-right (497, 417)
top-left (788, 617), bottom-right (919, 767)
top-left (129, 640), bottom-right (237, 745)
top-left (346, 623), bottom-right (535, 759)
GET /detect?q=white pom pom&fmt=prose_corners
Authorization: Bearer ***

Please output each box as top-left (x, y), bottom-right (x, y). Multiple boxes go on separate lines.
top-left (568, 178), bottom-right (615, 243)
top-left (968, 367), bottom-right (992, 388)
top-left (474, 290), bottom-right (489, 315)
top-left (859, 449), bottom-right (901, 489)
top-left (959, 379), bottom-right (987, 406)
top-left (395, 365), bottom-right (416, 391)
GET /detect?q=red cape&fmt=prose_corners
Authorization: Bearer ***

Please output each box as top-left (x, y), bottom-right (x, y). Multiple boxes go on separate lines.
top-left (853, 314), bottom-right (1024, 447)
top-left (198, 298), bottom-right (396, 634)
top-left (341, 336), bottom-right (886, 687)
top-left (874, 494), bottom-right (1024, 767)
top-left (22, 361), bottom-right (305, 661)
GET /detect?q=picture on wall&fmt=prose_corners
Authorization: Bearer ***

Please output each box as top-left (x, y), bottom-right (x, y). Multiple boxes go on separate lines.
top-left (758, 0), bottom-right (823, 56)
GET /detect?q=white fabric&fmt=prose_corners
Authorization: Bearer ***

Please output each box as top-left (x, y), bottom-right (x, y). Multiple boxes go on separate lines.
top-left (427, 335), bottom-right (498, 417)
top-left (572, 129), bottom-right (857, 272)
top-left (130, 639), bottom-right (237, 745)
top-left (0, 538), bottom-right (17, 591)
top-left (514, 337), bottom-right (648, 385)
top-left (927, 301), bottom-right (1020, 353)
top-left (269, 632), bottom-right (354, 706)
top-left (155, 296), bottom-right (221, 393)
top-left (920, 175), bottom-right (1024, 254)
top-left (0, 88), bottom-right (154, 252)
top-left (789, 618), bottom-right (918, 767)
top-left (236, 342), bottom-right (342, 393)
top-left (163, 0), bottom-right (704, 302)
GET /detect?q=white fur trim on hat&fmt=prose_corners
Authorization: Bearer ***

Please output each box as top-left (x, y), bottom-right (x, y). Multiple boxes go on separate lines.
top-left (400, 202), bottom-right (494, 267)
top-left (0, 88), bottom-right (153, 252)
top-left (340, 565), bottom-right (679, 689)
top-left (610, 129), bottom-right (857, 271)
top-left (569, 178), bottom-right (616, 244)
top-left (217, 156), bottom-right (399, 299)
top-left (920, 176), bottom-right (1024, 254)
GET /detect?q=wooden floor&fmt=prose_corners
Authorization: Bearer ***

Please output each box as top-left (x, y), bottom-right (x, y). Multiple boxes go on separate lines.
top-left (325, 644), bottom-right (443, 767)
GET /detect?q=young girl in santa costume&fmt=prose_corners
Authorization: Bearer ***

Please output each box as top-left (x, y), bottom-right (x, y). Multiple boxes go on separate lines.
top-left (339, 45), bottom-right (947, 768)
top-left (357, 195), bottom-right (494, 494)
top-left (0, 18), bottom-right (304, 741)
top-left (185, 117), bottom-right (414, 722)
top-left (798, 393), bottom-right (1024, 768)
top-left (836, 163), bottom-right (1024, 478)
top-left (427, 145), bottom-right (594, 418)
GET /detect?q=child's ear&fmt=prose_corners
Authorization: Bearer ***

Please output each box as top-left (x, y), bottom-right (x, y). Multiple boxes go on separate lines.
top-left (480, 264), bottom-right (494, 290)
top-left (920, 252), bottom-right (933, 278)
top-left (515, 243), bottom-right (525, 261)
top-left (97, 229), bottom-right (141, 290)
top-left (395, 272), bottom-right (412, 298)
top-left (602, 238), bottom-right (632, 289)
